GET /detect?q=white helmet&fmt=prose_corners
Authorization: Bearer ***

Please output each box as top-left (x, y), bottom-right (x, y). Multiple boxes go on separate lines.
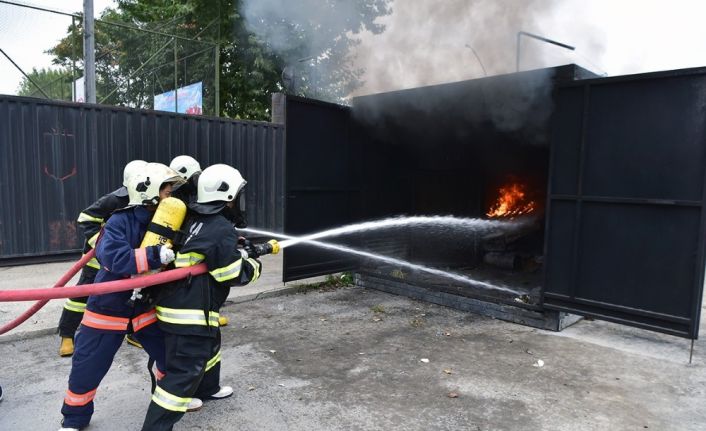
top-left (127, 163), bottom-right (185, 206)
top-left (123, 160), bottom-right (147, 187)
top-left (169, 155), bottom-right (202, 180)
top-left (196, 164), bottom-right (246, 204)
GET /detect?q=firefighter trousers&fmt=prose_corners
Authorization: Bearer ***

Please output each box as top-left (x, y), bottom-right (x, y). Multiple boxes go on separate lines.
top-left (58, 266), bottom-right (98, 338)
top-left (141, 329), bottom-right (222, 431)
top-left (60, 324), bottom-right (166, 429)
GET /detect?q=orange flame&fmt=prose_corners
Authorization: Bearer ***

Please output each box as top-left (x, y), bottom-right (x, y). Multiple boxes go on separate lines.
top-left (486, 183), bottom-right (536, 218)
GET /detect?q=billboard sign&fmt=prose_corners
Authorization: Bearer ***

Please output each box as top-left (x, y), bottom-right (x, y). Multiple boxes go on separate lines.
top-left (72, 76), bottom-right (85, 103)
top-left (154, 81), bottom-right (203, 114)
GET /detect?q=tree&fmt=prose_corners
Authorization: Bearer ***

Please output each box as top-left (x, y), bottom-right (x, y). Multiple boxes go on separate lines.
top-left (47, 0), bottom-right (392, 120)
top-left (17, 67), bottom-right (74, 100)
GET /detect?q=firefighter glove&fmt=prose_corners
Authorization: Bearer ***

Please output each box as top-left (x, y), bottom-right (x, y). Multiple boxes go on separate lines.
top-left (159, 245), bottom-right (175, 264)
top-left (243, 243), bottom-right (260, 259)
top-left (238, 248), bottom-right (250, 259)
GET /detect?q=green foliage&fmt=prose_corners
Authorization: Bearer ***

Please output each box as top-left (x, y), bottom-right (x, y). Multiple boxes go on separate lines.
top-left (295, 272), bottom-right (355, 293)
top-left (371, 304), bottom-right (385, 313)
top-left (241, 0), bottom-right (392, 103)
top-left (47, 0), bottom-right (392, 120)
top-left (17, 67), bottom-right (74, 100)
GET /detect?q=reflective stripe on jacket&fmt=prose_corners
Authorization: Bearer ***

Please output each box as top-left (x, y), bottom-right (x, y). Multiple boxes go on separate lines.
top-left (156, 213), bottom-right (261, 337)
top-left (77, 187), bottom-right (129, 254)
top-left (64, 299), bottom-right (87, 313)
top-left (156, 306), bottom-right (219, 327)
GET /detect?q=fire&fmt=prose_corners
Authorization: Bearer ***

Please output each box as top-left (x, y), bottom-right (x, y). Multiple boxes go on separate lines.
top-left (486, 183), bottom-right (536, 218)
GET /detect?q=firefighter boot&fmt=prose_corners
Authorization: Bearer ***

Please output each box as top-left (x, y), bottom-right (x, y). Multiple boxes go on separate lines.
top-left (187, 397), bottom-right (203, 412)
top-left (218, 315), bottom-right (229, 327)
top-left (205, 386), bottom-right (233, 401)
top-left (58, 419), bottom-right (80, 431)
top-left (59, 337), bottom-right (74, 357)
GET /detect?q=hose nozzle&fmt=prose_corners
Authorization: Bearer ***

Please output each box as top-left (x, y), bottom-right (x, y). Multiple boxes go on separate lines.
top-left (251, 239), bottom-right (280, 257)
top-left (268, 239), bottom-right (280, 255)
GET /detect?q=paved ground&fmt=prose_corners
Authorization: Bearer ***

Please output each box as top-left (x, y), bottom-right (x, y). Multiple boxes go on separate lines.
top-left (1, 280), bottom-right (705, 430)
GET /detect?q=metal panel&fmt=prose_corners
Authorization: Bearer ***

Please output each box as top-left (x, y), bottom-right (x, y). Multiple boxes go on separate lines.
top-left (0, 95), bottom-right (284, 262)
top-left (543, 67), bottom-right (706, 338)
top-left (282, 96), bottom-right (360, 281)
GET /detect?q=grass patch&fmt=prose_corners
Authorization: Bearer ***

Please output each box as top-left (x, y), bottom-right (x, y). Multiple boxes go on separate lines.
top-left (410, 318), bottom-right (425, 328)
top-left (295, 272), bottom-right (355, 293)
top-left (371, 304), bottom-right (386, 313)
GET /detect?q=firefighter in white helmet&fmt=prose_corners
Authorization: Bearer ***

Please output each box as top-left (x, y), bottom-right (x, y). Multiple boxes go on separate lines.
top-left (58, 163), bottom-right (192, 431)
top-left (169, 154), bottom-right (235, 327)
top-left (142, 164), bottom-right (264, 430)
top-left (57, 159), bottom-right (147, 357)
top-left (169, 155), bottom-right (201, 204)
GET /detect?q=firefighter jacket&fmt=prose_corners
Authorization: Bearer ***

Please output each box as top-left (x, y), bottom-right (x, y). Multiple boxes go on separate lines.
top-left (155, 212), bottom-right (261, 337)
top-left (84, 206), bottom-right (164, 332)
top-left (76, 187), bottom-right (129, 269)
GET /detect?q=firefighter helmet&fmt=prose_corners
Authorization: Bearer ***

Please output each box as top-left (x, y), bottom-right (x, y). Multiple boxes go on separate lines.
top-left (169, 155), bottom-right (202, 180)
top-left (196, 164), bottom-right (246, 204)
top-left (123, 160), bottom-right (148, 187)
top-left (128, 163), bottom-right (185, 206)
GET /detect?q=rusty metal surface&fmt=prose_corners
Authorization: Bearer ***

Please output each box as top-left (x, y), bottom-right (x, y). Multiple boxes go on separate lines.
top-left (0, 96), bottom-right (284, 261)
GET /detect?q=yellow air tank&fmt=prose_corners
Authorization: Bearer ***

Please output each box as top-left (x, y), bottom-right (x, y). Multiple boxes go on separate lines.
top-left (128, 197), bottom-right (187, 304)
top-left (140, 197), bottom-right (187, 251)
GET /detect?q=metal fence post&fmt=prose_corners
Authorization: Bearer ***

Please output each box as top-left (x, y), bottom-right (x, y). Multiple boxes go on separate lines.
top-left (214, 43), bottom-right (220, 116)
top-left (173, 37), bottom-right (178, 113)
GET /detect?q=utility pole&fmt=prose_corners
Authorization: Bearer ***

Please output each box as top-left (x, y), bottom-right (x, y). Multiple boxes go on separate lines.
top-left (83, 0), bottom-right (96, 103)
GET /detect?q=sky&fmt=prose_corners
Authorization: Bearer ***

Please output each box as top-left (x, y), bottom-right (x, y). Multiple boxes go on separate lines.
top-left (2, 0), bottom-right (706, 96)
top-left (0, 0), bottom-right (115, 95)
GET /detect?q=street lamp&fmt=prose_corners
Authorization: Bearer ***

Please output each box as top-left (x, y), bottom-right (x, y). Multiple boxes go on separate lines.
top-left (516, 31), bottom-right (575, 72)
top-left (464, 43), bottom-right (487, 77)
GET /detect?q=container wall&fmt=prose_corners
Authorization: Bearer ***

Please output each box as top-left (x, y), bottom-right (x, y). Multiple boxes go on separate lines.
top-left (0, 96), bottom-right (284, 261)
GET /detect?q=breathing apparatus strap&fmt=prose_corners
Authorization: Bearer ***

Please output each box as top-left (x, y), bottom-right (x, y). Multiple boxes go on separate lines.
top-left (147, 357), bottom-right (157, 394)
top-left (147, 222), bottom-right (177, 241)
top-left (146, 222), bottom-right (188, 249)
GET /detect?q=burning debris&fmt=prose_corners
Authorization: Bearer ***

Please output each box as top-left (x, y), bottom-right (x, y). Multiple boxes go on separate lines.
top-left (486, 183), bottom-right (536, 219)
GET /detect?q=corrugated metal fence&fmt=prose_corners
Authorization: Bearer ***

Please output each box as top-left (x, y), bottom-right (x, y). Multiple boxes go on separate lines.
top-left (0, 96), bottom-right (284, 261)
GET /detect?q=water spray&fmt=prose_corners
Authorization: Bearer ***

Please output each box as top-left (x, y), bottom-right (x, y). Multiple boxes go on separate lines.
top-left (274, 215), bottom-right (522, 248)
top-left (241, 217), bottom-right (523, 296)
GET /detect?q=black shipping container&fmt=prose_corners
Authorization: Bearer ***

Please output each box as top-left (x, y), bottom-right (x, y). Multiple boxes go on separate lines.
top-left (282, 65), bottom-right (706, 339)
top-left (0, 96), bottom-right (284, 262)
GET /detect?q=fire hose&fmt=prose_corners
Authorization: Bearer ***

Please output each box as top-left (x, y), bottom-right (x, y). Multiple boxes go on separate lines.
top-left (0, 249), bottom-right (96, 335)
top-left (0, 249), bottom-right (207, 335)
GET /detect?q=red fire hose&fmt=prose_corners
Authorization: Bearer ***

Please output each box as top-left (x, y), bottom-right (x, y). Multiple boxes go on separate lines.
top-left (0, 250), bottom-right (207, 335)
top-left (0, 250), bottom-right (96, 335)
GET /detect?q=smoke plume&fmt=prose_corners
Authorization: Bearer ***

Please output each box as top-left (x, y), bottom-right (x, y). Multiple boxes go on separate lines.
top-left (352, 0), bottom-right (578, 95)
top-left (241, 0), bottom-right (605, 136)
top-left (240, 0), bottom-right (392, 102)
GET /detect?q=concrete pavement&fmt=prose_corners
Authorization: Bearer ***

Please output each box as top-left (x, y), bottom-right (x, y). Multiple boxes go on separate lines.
top-left (0, 283), bottom-right (705, 430)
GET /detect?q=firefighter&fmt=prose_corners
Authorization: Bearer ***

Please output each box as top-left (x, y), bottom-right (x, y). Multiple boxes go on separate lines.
top-left (141, 164), bottom-right (263, 431)
top-left (58, 163), bottom-right (190, 431)
top-left (169, 155), bottom-right (232, 327)
top-left (58, 159), bottom-right (147, 357)
top-left (169, 155), bottom-right (201, 204)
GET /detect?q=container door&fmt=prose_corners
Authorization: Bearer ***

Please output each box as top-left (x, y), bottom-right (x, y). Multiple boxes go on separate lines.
top-left (543, 68), bottom-right (706, 338)
top-left (283, 96), bottom-right (361, 281)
